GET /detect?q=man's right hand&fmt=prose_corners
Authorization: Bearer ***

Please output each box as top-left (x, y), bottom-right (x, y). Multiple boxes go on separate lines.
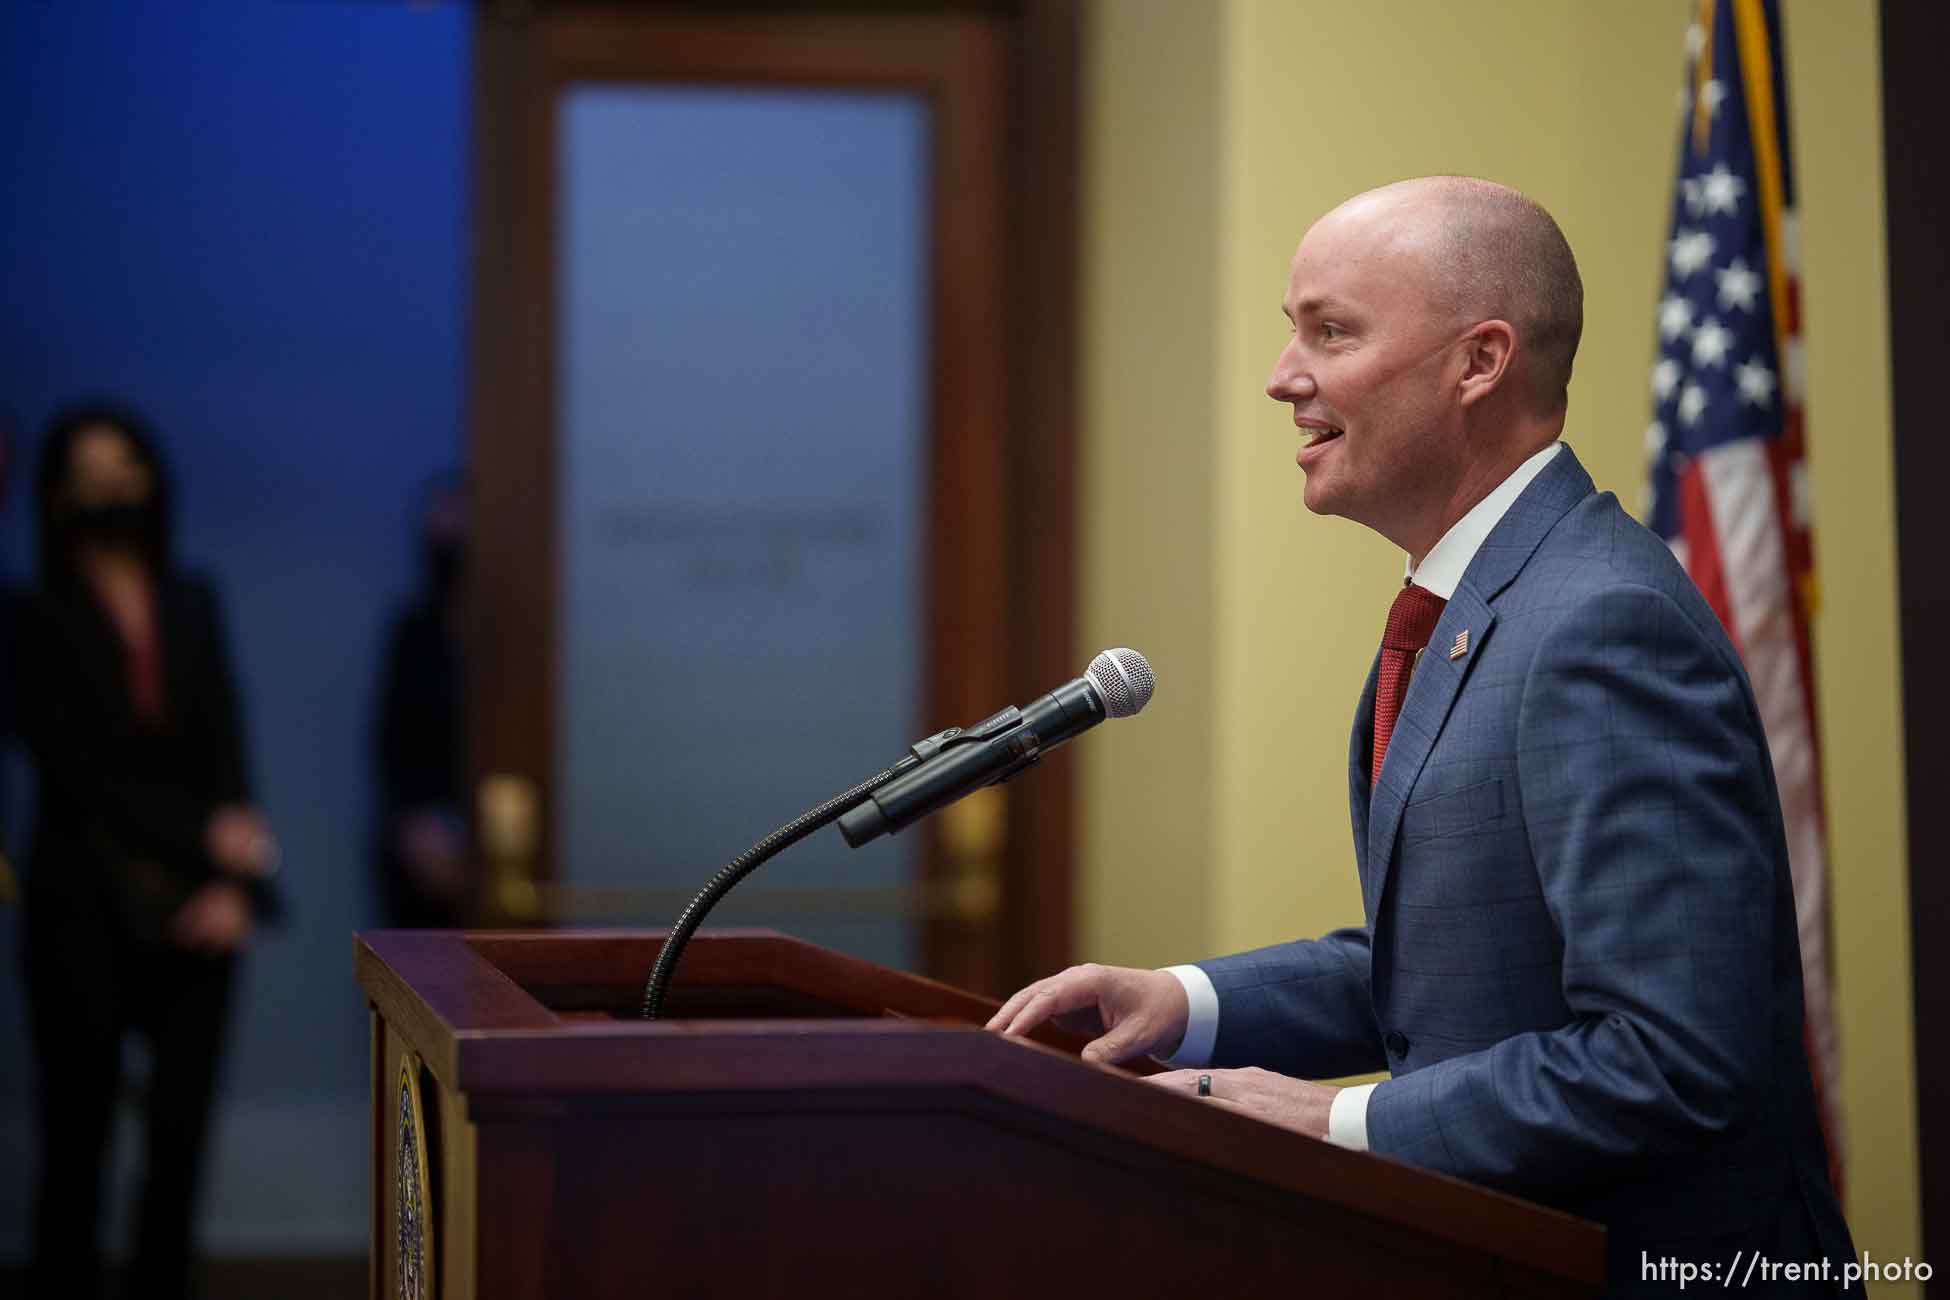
top-left (985, 964), bottom-right (1190, 1066)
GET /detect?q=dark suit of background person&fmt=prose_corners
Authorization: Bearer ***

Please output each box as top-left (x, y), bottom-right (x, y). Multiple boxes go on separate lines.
top-left (1192, 443), bottom-right (1858, 1296)
top-left (373, 473), bottom-right (468, 928)
top-left (12, 405), bottom-right (280, 1300)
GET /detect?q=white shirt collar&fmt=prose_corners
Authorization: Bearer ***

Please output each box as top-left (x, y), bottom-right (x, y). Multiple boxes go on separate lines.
top-left (1407, 442), bottom-right (1563, 599)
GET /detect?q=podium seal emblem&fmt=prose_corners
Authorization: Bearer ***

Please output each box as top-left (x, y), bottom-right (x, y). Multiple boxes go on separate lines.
top-left (397, 1054), bottom-right (433, 1299)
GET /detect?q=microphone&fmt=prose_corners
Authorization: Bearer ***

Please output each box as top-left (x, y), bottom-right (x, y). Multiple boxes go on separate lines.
top-left (640, 647), bottom-right (1153, 1018)
top-left (838, 647), bottom-right (1154, 847)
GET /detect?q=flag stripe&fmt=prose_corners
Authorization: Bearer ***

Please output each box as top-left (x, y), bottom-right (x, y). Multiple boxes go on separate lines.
top-left (1679, 462), bottom-right (1737, 638)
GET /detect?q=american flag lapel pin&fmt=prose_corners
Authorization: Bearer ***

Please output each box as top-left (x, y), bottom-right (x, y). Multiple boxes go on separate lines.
top-left (1449, 630), bottom-right (1469, 660)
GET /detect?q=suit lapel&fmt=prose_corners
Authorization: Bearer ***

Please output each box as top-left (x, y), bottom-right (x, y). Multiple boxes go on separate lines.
top-left (56, 584), bottom-right (140, 726)
top-left (1347, 648), bottom-right (1380, 883)
top-left (1358, 442), bottom-right (1599, 922)
top-left (1363, 587), bottom-right (1494, 922)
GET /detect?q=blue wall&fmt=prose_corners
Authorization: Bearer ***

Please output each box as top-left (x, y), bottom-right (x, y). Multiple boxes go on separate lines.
top-left (0, 0), bottom-right (470, 1255)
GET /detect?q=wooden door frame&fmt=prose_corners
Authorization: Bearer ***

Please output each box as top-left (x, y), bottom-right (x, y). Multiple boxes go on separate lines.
top-left (467, 1), bottom-right (1080, 996)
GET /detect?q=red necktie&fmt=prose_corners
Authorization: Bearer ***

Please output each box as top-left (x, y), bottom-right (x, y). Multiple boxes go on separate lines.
top-left (1371, 581), bottom-right (1447, 789)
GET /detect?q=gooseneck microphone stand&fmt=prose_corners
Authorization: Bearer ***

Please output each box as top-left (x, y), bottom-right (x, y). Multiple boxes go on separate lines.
top-left (637, 708), bottom-right (1012, 1019)
top-left (640, 648), bottom-right (1153, 1020)
top-left (637, 764), bottom-right (907, 1020)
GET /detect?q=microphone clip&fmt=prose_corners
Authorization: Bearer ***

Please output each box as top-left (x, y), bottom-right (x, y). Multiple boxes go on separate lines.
top-left (906, 704), bottom-right (1038, 762)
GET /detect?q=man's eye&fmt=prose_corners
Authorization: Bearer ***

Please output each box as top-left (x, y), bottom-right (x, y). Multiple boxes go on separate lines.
top-left (1320, 324), bottom-right (1342, 340)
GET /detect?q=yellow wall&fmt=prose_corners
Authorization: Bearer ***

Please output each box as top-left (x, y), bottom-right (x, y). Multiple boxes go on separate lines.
top-left (1074, 0), bottom-right (1223, 964)
top-left (1076, 0), bottom-right (1918, 1289)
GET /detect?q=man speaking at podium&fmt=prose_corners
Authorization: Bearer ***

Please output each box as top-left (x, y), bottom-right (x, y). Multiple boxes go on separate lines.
top-left (989, 178), bottom-right (1858, 1296)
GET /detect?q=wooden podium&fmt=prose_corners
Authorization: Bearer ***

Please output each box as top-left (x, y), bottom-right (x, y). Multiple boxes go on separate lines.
top-left (356, 928), bottom-right (1603, 1298)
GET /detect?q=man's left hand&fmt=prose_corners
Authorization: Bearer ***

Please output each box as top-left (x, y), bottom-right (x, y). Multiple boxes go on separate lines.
top-left (1146, 1067), bottom-right (1340, 1140)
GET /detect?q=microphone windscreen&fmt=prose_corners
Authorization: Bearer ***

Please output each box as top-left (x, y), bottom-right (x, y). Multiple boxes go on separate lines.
top-left (1085, 647), bottom-right (1155, 719)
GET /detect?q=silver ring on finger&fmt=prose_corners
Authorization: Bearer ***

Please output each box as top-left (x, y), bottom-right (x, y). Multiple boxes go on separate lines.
top-left (1197, 1073), bottom-right (1212, 1098)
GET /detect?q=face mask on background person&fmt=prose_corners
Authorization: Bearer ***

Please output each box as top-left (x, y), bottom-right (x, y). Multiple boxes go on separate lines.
top-left (67, 499), bottom-right (156, 550)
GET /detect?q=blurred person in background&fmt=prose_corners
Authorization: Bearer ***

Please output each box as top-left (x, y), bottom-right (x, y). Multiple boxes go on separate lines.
top-left (373, 470), bottom-right (469, 928)
top-left (12, 403), bottom-right (281, 1300)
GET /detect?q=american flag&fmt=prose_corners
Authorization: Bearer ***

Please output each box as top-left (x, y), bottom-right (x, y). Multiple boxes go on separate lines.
top-left (1642, 0), bottom-right (1842, 1195)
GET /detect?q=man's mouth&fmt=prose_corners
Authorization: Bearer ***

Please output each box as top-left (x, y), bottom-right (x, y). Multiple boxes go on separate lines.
top-left (1300, 425), bottom-right (1344, 448)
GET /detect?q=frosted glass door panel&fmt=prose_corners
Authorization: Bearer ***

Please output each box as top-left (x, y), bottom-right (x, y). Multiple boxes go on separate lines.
top-left (555, 86), bottom-right (929, 969)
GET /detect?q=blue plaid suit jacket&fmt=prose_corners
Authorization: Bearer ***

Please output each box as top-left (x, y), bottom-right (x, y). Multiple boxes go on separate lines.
top-left (1196, 445), bottom-right (1855, 1285)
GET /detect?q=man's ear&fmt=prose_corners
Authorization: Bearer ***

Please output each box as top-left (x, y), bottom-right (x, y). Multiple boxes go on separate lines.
top-left (1456, 320), bottom-right (1516, 408)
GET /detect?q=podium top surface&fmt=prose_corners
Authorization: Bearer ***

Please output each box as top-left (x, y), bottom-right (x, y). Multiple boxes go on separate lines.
top-left (355, 927), bottom-right (1604, 1290)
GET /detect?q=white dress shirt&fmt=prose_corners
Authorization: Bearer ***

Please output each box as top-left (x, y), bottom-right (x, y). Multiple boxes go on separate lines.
top-left (1159, 442), bottom-right (1563, 1150)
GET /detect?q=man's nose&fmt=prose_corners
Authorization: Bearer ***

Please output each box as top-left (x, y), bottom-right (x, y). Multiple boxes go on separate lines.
top-left (1266, 344), bottom-right (1317, 402)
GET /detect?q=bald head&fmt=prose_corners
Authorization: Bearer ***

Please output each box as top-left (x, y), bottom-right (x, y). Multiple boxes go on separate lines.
top-left (1337, 177), bottom-right (1584, 415)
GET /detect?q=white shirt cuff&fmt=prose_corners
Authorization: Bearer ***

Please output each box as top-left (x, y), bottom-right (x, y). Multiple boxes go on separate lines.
top-left (1157, 964), bottom-right (1219, 1066)
top-left (1327, 1081), bottom-right (1377, 1151)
